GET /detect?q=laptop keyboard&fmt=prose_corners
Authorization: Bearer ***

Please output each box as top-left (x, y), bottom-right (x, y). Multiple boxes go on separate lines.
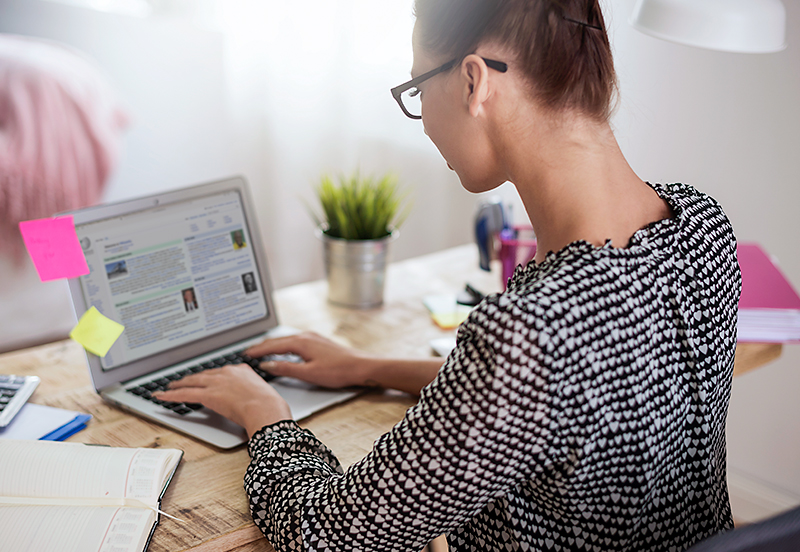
top-left (126, 350), bottom-right (284, 416)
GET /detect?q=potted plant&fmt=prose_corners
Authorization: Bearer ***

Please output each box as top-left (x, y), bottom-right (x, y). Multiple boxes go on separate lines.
top-left (310, 171), bottom-right (409, 308)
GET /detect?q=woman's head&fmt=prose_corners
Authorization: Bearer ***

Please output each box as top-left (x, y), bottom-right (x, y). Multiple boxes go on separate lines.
top-left (413, 0), bottom-right (617, 122)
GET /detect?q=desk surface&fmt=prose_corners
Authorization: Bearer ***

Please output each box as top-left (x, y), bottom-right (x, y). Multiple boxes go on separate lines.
top-left (0, 245), bottom-right (782, 552)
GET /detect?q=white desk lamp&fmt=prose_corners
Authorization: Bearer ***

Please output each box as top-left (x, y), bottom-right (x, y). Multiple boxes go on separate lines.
top-left (630, 0), bottom-right (787, 53)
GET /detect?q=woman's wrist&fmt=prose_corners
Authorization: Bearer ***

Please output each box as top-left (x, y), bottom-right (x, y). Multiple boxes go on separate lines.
top-left (353, 354), bottom-right (384, 388)
top-left (353, 356), bottom-right (445, 396)
top-left (243, 397), bottom-right (292, 438)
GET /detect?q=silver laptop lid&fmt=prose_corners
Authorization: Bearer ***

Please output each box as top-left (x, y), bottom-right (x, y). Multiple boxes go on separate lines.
top-left (64, 176), bottom-right (279, 392)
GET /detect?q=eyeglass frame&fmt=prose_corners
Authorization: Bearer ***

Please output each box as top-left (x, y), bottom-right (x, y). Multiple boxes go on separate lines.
top-left (391, 57), bottom-right (508, 120)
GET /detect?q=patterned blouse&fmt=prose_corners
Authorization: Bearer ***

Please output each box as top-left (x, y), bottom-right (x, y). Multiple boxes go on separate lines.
top-left (245, 182), bottom-right (740, 551)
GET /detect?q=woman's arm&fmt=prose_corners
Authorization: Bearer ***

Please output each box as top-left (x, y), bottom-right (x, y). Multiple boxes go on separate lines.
top-left (243, 307), bottom-right (558, 551)
top-left (160, 298), bottom-right (557, 551)
top-left (154, 331), bottom-right (445, 436)
top-left (244, 332), bottom-right (444, 396)
top-left (358, 357), bottom-right (446, 395)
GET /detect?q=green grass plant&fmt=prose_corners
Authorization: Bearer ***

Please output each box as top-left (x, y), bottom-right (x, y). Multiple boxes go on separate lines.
top-left (311, 172), bottom-right (410, 240)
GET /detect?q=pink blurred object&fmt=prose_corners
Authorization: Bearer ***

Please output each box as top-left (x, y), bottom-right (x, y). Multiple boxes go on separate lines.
top-left (18, 216), bottom-right (90, 282)
top-left (499, 226), bottom-right (537, 287)
top-left (738, 243), bottom-right (800, 311)
top-left (0, 34), bottom-right (129, 258)
top-left (736, 242), bottom-right (800, 343)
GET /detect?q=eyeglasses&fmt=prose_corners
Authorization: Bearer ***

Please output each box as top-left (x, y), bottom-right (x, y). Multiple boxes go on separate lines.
top-left (391, 57), bottom-right (508, 120)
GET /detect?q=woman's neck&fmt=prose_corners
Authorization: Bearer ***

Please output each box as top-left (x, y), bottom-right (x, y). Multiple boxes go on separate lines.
top-left (496, 112), bottom-right (671, 264)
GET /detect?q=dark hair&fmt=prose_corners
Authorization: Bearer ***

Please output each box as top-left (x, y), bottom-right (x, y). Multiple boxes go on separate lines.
top-left (414, 0), bottom-right (617, 121)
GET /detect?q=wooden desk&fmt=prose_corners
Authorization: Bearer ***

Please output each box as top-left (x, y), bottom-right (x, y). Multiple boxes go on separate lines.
top-left (0, 245), bottom-right (781, 552)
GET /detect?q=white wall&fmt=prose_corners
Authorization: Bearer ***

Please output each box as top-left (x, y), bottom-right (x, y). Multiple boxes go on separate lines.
top-left (605, 0), bottom-right (800, 516)
top-left (0, 0), bottom-right (238, 190)
top-left (209, 0), bottom-right (515, 286)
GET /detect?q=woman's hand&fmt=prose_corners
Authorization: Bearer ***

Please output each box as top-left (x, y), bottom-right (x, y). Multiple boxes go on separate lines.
top-left (246, 331), bottom-right (445, 396)
top-left (153, 364), bottom-right (291, 438)
top-left (245, 332), bottom-right (374, 389)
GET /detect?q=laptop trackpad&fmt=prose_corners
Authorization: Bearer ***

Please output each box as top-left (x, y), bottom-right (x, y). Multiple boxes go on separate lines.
top-left (271, 377), bottom-right (359, 420)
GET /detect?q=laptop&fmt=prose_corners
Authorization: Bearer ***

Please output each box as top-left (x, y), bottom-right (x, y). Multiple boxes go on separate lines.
top-left (65, 176), bottom-right (358, 449)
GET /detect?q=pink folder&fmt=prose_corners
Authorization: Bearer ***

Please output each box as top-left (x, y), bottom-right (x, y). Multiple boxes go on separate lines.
top-left (738, 243), bottom-right (800, 311)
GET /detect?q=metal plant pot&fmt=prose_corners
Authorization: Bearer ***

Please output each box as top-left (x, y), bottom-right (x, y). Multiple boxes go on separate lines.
top-left (319, 229), bottom-right (397, 308)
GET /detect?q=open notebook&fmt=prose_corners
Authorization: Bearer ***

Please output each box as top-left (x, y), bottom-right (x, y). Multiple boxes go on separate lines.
top-left (0, 439), bottom-right (182, 552)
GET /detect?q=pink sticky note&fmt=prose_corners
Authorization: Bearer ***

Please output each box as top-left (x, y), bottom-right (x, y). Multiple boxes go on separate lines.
top-left (19, 216), bottom-right (90, 282)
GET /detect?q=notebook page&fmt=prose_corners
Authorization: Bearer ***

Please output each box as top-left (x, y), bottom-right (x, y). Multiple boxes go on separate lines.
top-left (126, 447), bottom-right (182, 501)
top-left (99, 507), bottom-right (157, 552)
top-left (0, 440), bottom-right (180, 505)
top-left (0, 505), bottom-right (155, 552)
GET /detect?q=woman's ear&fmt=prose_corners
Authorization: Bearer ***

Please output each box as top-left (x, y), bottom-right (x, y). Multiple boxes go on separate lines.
top-left (461, 54), bottom-right (492, 118)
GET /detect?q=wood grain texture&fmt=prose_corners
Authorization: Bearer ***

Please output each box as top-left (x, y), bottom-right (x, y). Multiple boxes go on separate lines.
top-left (0, 245), bottom-right (781, 552)
top-left (733, 342), bottom-right (782, 378)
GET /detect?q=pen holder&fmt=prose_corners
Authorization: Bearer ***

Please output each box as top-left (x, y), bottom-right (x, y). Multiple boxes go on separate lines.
top-left (499, 226), bottom-right (537, 288)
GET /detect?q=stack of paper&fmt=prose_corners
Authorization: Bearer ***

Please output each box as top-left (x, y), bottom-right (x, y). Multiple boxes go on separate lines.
top-left (0, 403), bottom-right (91, 441)
top-left (737, 243), bottom-right (800, 343)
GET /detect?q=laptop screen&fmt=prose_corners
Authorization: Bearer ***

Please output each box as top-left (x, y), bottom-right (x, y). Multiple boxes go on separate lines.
top-left (74, 190), bottom-right (269, 371)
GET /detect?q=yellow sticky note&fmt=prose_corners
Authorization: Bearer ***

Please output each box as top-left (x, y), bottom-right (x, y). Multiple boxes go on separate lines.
top-left (431, 312), bottom-right (471, 330)
top-left (423, 295), bottom-right (473, 329)
top-left (70, 307), bottom-right (125, 357)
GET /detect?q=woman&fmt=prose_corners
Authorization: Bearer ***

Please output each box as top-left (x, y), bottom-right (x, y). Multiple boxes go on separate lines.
top-left (156, 0), bottom-right (740, 550)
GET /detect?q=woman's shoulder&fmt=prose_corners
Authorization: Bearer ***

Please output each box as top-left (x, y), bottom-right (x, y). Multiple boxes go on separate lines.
top-left (460, 284), bottom-right (550, 344)
top-left (458, 180), bottom-right (738, 357)
top-left (458, 261), bottom-right (586, 356)
top-left (648, 181), bottom-right (734, 235)
top-left (648, 182), bottom-right (738, 268)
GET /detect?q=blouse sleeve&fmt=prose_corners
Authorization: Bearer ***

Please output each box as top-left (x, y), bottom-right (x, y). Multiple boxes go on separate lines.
top-left (245, 293), bottom-right (564, 551)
